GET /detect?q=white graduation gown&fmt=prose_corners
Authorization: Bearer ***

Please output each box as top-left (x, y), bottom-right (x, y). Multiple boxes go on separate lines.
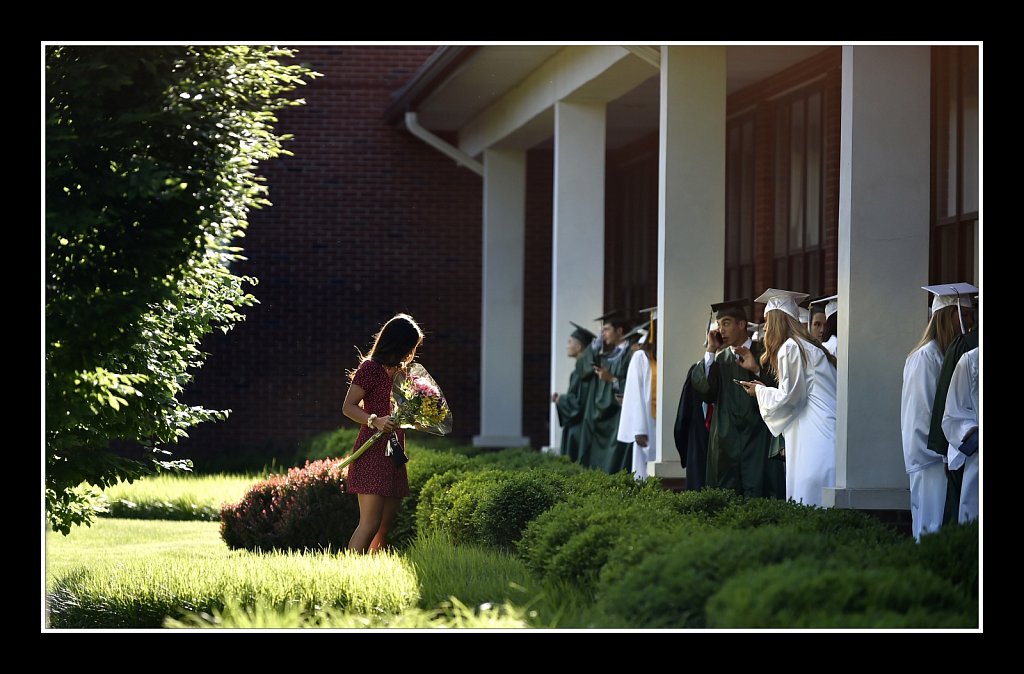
top-left (617, 349), bottom-right (656, 480)
top-left (754, 338), bottom-right (837, 507)
top-left (900, 340), bottom-right (948, 540)
top-left (822, 334), bottom-right (838, 358)
top-left (942, 347), bottom-right (979, 524)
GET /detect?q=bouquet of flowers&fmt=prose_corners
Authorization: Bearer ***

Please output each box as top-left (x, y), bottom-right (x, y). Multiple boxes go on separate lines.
top-left (337, 362), bottom-right (452, 470)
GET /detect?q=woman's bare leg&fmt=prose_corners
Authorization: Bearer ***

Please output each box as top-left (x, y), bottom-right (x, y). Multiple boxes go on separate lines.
top-left (348, 493), bottom-right (385, 553)
top-left (368, 496), bottom-right (403, 552)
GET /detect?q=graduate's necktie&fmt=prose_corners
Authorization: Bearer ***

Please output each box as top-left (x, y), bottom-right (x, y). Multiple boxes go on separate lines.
top-left (704, 403), bottom-right (714, 431)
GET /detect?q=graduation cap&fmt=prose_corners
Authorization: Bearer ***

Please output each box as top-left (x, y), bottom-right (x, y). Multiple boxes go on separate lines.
top-left (922, 282), bottom-right (978, 333)
top-left (798, 307), bottom-right (810, 326)
top-left (593, 309), bottom-right (624, 323)
top-left (639, 306), bottom-right (657, 344)
top-left (755, 288), bottom-right (810, 320)
top-left (569, 321), bottom-right (597, 346)
top-left (810, 294), bottom-right (839, 320)
top-left (710, 298), bottom-right (751, 322)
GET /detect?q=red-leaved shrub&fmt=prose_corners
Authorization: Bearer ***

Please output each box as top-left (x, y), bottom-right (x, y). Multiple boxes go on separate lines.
top-left (220, 459), bottom-right (359, 551)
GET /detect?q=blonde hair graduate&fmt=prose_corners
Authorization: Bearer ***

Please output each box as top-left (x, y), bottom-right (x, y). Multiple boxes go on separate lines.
top-left (736, 289), bottom-right (838, 507)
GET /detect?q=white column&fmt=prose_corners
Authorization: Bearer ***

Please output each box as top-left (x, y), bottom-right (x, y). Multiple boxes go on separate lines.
top-left (473, 149), bottom-right (529, 448)
top-left (650, 46), bottom-right (727, 480)
top-left (823, 46), bottom-right (931, 509)
top-left (547, 101), bottom-right (606, 451)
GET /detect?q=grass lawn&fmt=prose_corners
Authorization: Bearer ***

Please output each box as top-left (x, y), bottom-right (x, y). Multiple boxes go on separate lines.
top-left (99, 473), bottom-right (263, 521)
top-left (45, 518), bottom-right (590, 628)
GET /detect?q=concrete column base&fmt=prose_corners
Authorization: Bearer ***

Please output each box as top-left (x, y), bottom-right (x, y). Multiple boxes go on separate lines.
top-left (647, 459), bottom-right (685, 479)
top-left (822, 487), bottom-right (911, 510)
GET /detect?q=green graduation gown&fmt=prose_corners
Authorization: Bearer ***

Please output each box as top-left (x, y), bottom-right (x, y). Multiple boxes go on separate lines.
top-left (579, 342), bottom-right (633, 473)
top-left (691, 342), bottom-right (786, 499)
top-left (926, 329), bottom-right (979, 524)
top-left (555, 348), bottom-right (595, 462)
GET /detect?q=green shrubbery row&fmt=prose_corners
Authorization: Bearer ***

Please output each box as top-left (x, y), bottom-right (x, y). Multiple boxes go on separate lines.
top-left (414, 468), bottom-right (978, 628)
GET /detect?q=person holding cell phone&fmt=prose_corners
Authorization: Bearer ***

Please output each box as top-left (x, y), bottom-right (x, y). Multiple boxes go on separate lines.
top-left (736, 289), bottom-right (838, 507)
top-left (690, 298), bottom-right (785, 499)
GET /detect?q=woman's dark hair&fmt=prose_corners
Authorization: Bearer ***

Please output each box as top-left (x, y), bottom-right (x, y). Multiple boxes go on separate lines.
top-left (367, 314), bottom-right (423, 367)
top-left (824, 313), bottom-right (838, 340)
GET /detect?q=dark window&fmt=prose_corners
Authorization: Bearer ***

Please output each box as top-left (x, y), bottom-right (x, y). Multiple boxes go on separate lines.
top-left (931, 46), bottom-right (978, 284)
top-left (772, 85), bottom-right (826, 298)
top-left (725, 113), bottom-right (755, 302)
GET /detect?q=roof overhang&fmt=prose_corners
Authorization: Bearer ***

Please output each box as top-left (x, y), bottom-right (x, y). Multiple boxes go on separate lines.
top-left (389, 45), bottom-right (830, 157)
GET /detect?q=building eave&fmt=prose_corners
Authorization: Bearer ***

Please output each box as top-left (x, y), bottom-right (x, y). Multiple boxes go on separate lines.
top-left (383, 46), bottom-right (478, 124)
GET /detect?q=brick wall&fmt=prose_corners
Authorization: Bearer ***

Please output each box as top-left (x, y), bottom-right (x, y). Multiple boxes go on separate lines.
top-left (730, 47), bottom-right (843, 316)
top-left (181, 46), bottom-right (484, 465)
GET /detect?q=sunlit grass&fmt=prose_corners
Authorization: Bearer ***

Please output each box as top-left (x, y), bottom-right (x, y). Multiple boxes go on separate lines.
top-left (406, 531), bottom-right (537, 608)
top-left (45, 519), bottom-right (226, 592)
top-left (45, 519), bottom-right (598, 629)
top-left (166, 597), bottom-right (530, 629)
top-left (405, 531), bottom-right (596, 628)
top-left (46, 519), bottom-right (419, 628)
top-left (99, 472), bottom-right (263, 520)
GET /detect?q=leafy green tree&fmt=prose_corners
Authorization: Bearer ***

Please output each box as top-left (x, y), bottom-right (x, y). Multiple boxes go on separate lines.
top-left (45, 45), bottom-right (319, 534)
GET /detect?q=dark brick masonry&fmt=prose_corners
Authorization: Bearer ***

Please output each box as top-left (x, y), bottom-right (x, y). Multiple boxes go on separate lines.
top-left (181, 46), bottom-right (484, 466)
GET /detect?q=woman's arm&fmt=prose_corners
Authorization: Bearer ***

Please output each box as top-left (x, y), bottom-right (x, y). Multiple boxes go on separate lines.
top-left (343, 382), bottom-right (396, 433)
top-left (752, 340), bottom-right (809, 437)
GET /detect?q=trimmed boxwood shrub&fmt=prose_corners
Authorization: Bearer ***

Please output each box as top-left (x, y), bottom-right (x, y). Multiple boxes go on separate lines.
top-left (416, 469), bottom-right (562, 549)
top-left (471, 447), bottom-right (583, 474)
top-left (518, 488), bottom-right (696, 590)
top-left (389, 450), bottom-right (474, 549)
top-left (475, 471), bottom-right (562, 548)
top-left (597, 518), bottom-right (707, 595)
top-left (706, 559), bottom-right (977, 628)
top-left (670, 488), bottom-right (741, 518)
top-left (596, 526), bottom-right (830, 628)
top-left (220, 459), bottom-right (358, 552)
top-left (415, 469), bottom-right (473, 539)
top-left (881, 520), bottom-right (979, 599)
top-left (711, 497), bottom-right (903, 548)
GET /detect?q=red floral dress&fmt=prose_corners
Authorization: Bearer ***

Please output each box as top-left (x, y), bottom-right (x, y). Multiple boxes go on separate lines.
top-left (346, 359), bottom-right (410, 497)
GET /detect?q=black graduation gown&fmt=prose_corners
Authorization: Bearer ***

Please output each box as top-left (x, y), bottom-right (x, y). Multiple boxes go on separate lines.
top-left (691, 342), bottom-right (785, 499)
top-left (579, 342), bottom-right (632, 474)
top-left (556, 349), bottom-right (595, 462)
top-left (674, 362), bottom-right (709, 490)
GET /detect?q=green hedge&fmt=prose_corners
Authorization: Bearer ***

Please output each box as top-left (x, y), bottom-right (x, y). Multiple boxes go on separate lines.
top-left (389, 450), bottom-right (473, 549)
top-left (706, 559), bottom-right (977, 628)
top-left (414, 461), bottom-right (670, 552)
top-left (416, 469), bottom-right (560, 549)
top-left (518, 488), bottom-right (695, 590)
top-left (710, 497), bottom-right (903, 548)
top-left (669, 487), bottom-right (741, 518)
top-left (596, 526), bottom-right (831, 628)
top-left (470, 447), bottom-right (583, 473)
top-left (881, 520), bottom-right (979, 600)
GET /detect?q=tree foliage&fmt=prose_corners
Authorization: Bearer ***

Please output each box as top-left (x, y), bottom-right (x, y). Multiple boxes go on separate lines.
top-left (45, 45), bottom-right (319, 533)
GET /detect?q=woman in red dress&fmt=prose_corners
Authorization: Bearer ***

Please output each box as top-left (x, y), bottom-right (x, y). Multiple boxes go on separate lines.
top-left (342, 314), bottom-right (423, 552)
